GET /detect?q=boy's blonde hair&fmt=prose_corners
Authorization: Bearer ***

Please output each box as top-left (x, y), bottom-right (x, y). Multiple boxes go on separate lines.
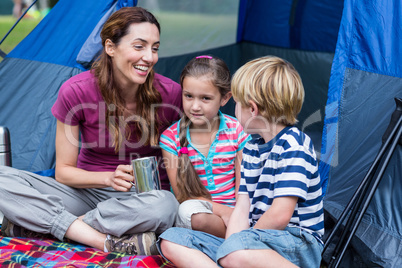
top-left (231, 56), bottom-right (304, 125)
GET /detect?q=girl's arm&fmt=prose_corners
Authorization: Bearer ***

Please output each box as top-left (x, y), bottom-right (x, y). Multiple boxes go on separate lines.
top-left (253, 196), bottom-right (298, 230)
top-left (55, 120), bottom-right (134, 191)
top-left (213, 149), bottom-right (243, 226)
top-left (161, 148), bottom-right (179, 195)
top-left (234, 149), bottom-right (243, 199)
top-left (225, 194), bottom-right (250, 238)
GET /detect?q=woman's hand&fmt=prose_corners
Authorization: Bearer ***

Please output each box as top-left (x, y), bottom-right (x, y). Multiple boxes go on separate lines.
top-left (108, 164), bottom-right (135, 192)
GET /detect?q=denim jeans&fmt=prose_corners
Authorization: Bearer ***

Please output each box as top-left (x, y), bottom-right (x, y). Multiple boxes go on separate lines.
top-left (158, 226), bottom-right (323, 268)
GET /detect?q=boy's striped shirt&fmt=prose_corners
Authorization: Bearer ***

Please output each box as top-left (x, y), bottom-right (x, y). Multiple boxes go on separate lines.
top-left (239, 126), bottom-right (324, 240)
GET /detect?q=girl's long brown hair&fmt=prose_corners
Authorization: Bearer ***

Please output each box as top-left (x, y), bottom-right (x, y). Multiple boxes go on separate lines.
top-left (175, 56), bottom-right (231, 203)
top-left (91, 7), bottom-right (162, 152)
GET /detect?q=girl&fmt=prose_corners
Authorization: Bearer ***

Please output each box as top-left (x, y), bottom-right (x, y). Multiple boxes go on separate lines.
top-left (0, 7), bottom-right (181, 256)
top-left (160, 56), bottom-right (250, 238)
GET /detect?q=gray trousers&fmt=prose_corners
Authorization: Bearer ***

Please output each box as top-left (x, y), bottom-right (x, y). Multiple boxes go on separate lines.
top-left (0, 166), bottom-right (178, 241)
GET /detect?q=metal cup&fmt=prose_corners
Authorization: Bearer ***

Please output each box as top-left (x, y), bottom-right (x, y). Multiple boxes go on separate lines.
top-left (131, 156), bottom-right (161, 193)
top-left (0, 126), bottom-right (12, 167)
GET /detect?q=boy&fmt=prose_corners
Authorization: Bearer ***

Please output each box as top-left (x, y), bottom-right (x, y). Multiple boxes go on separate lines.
top-left (157, 56), bottom-right (324, 268)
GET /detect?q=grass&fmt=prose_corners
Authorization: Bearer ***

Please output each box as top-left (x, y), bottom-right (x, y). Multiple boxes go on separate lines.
top-left (0, 11), bottom-right (237, 59)
top-left (0, 15), bottom-right (41, 57)
top-left (150, 11), bottom-right (237, 57)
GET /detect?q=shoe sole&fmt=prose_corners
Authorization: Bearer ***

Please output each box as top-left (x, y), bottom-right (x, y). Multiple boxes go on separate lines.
top-left (138, 232), bottom-right (157, 255)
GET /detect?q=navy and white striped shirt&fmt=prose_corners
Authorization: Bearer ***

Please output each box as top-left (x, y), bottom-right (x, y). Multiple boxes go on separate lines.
top-left (239, 126), bottom-right (324, 240)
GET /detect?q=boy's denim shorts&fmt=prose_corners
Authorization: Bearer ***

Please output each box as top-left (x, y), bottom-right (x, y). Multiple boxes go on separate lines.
top-left (157, 226), bottom-right (323, 267)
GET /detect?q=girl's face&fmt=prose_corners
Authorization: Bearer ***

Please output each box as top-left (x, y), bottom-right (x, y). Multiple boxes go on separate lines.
top-left (182, 76), bottom-right (230, 129)
top-left (105, 22), bottom-right (160, 90)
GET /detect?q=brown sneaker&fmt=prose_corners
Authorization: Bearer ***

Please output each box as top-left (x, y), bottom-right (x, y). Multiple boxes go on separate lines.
top-left (1, 217), bottom-right (54, 239)
top-left (105, 232), bottom-right (158, 255)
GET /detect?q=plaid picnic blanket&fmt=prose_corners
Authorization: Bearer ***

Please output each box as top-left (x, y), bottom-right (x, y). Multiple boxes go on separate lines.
top-left (0, 235), bottom-right (176, 267)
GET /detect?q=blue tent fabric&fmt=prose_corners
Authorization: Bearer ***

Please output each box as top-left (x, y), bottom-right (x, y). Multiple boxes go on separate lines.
top-left (117, 0), bottom-right (138, 9)
top-left (8, 0), bottom-right (117, 68)
top-left (237, 0), bottom-right (343, 52)
top-left (320, 0), bottom-right (402, 266)
top-left (7, 0), bottom-right (136, 68)
top-left (321, 0), bottom-right (402, 191)
top-left (0, 0), bottom-right (401, 266)
top-left (320, 0), bottom-right (402, 190)
top-left (76, 1), bottom-right (118, 70)
top-left (0, 58), bottom-right (80, 171)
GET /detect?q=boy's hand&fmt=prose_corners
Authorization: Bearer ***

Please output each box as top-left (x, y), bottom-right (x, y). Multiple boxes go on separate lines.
top-left (225, 194), bottom-right (250, 238)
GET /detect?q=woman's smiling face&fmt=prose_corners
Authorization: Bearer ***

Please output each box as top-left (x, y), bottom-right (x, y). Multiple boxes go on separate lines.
top-left (106, 22), bottom-right (160, 89)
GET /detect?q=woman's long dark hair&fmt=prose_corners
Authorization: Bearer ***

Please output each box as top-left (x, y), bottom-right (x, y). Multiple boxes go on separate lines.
top-left (91, 7), bottom-right (162, 152)
top-left (176, 56), bottom-right (231, 203)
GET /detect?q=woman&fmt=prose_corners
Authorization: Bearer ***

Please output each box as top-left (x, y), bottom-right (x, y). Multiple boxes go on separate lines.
top-left (0, 7), bottom-right (181, 256)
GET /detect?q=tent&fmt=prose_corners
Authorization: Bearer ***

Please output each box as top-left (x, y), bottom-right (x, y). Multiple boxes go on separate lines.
top-left (0, 0), bottom-right (401, 266)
